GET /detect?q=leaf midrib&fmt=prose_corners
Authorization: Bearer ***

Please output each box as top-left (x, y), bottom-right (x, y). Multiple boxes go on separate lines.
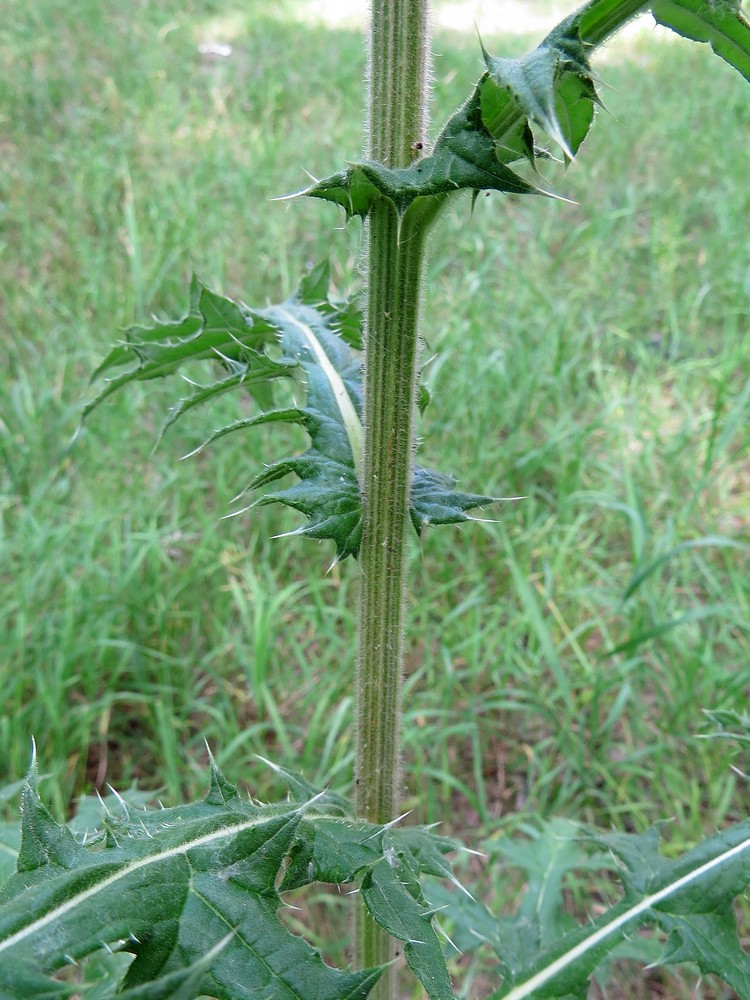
top-left (275, 307), bottom-right (363, 472)
top-left (0, 813), bottom-right (289, 956)
top-left (499, 832), bottom-right (750, 999)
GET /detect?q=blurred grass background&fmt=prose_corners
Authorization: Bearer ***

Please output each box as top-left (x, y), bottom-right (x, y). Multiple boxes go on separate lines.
top-left (1, 0), bottom-right (749, 992)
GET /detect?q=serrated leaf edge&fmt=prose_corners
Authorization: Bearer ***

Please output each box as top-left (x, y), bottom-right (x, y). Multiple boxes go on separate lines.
top-left (0, 809), bottom-right (308, 957)
top-left (496, 831), bottom-right (750, 999)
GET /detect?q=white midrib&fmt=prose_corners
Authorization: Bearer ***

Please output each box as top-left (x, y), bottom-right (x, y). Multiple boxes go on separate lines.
top-left (501, 832), bottom-right (750, 1000)
top-left (0, 814), bottom-right (276, 955)
top-left (275, 308), bottom-right (363, 473)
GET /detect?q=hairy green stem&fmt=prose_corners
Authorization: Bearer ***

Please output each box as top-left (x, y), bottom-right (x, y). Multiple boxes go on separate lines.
top-left (356, 209), bottom-right (426, 829)
top-left (355, 0), bottom-right (431, 992)
top-left (355, 201), bottom-right (428, 996)
top-left (367, 0), bottom-right (430, 168)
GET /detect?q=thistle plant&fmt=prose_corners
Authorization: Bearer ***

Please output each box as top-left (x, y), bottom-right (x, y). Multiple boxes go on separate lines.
top-left (2, 1), bottom-right (750, 997)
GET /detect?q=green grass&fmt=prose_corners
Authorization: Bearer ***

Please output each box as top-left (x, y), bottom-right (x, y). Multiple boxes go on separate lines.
top-left (1, 1), bottom-right (749, 993)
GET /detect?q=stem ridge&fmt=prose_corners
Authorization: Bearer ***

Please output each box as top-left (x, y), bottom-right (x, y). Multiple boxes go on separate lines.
top-left (355, 2), bottom-right (432, 992)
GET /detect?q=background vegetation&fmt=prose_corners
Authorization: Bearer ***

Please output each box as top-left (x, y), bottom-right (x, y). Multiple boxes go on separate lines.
top-left (1, 0), bottom-right (749, 991)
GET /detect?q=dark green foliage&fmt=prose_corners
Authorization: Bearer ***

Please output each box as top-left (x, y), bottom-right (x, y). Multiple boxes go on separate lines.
top-left (3, 774), bottom-right (749, 998)
top-left (305, 0), bottom-right (750, 225)
top-left (54, 0), bottom-right (750, 997)
top-left (427, 819), bottom-right (750, 999)
top-left (87, 264), bottom-right (495, 559)
top-left (0, 759), bottom-right (464, 999)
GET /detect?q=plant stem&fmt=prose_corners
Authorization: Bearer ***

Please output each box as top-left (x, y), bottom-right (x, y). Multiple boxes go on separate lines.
top-left (355, 0), bottom-right (431, 991)
top-left (578, 0), bottom-right (649, 47)
top-left (356, 208), bottom-right (426, 830)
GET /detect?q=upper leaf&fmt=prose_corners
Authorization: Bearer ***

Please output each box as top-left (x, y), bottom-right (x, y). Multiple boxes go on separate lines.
top-left (651, 0), bottom-right (750, 80)
top-left (480, 16), bottom-right (599, 165)
top-left (409, 467), bottom-right (498, 537)
top-left (304, 0), bottom-right (750, 225)
top-left (304, 88), bottom-right (548, 221)
top-left (87, 267), bottom-right (495, 559)
top-left (303, 12), bottom-right (598, 222)
top-left (85, 279), bottom-right (293, 420)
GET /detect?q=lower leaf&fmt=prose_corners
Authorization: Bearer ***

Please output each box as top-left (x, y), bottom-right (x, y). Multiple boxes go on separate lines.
top-left (428, 818), bottom-right (750, 998)
top-left (0, 764), bottom-right (383, 1000)
top-left (0, 761), bottom-right (464, 1000)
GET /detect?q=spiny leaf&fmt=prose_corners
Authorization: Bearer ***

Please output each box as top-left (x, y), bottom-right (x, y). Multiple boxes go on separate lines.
top-left (461, 820), bottom-right (750, 998)
top-left (0, 824), bottom-right (20, 889)
top-left (304, 13), bottom-right (598, 221)
top-left (576, 0), bottom-right (650, 45)
top-left (480, 16), bottom-right (599, 164)
top-left (280, 813), bottom-right (459, 899)
top-left (255, 755), bottom-right (352, 816)
top-left (362, 858), bottom-right (455, 1000)
top-left (0, 767), bottom-right (385, 1000)
top-left (116, 934), bottom-right (233, 999)
top-left (272, 785), bottom-right (461, 999)
top-left (0, 762), bottom-right (470, 999)
top-left (426, 819), bottom-right (626, 970)
top-left (304, 89), bottom-right (550, 222)
top-left (361, 826), bottom-right (462, 1000)
top-left (84, 279), bottom-right (294, 421)
top-left (280, 817), bottom-right (383, 892)
top-left (428, 818), bottom-right (750, 996)
top-left (88, 268), bottom-right (495, 559)
top-left (0, 964), bottom-right (76, 998)
top-left (306, 0), bottom-right (750, 226)
top-left (17, 761), bottom-right (79, 874)
top-left (299, 260), bottom-right (365, 350)
top-left (651, 0), bottom-right (750, 81)
top-left (218, 292), bottom-right (367, 558)
top-left (384, 825), bottom-right (463, 884)
top-left (489, 819), bottom-right (612, 943)
top-left (410, 468), bottom-right (497, 535)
